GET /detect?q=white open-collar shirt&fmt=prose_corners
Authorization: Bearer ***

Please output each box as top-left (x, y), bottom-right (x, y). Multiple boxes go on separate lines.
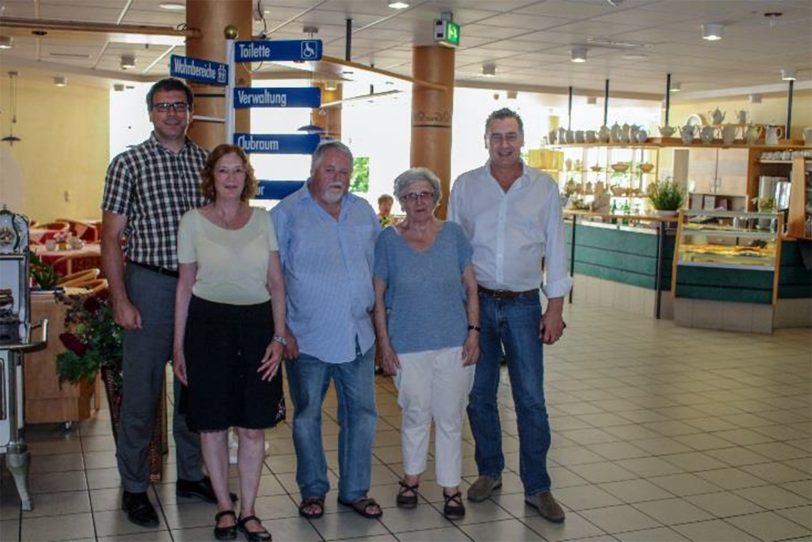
top-left (449, 161), bottom-right (572, 299)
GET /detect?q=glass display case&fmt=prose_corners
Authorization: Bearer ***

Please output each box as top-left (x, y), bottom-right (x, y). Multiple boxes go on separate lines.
top-left (674, 210), bottom-right (782, 271)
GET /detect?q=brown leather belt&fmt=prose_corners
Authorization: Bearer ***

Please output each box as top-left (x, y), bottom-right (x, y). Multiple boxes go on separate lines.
top-left (478, 286), bottom-right (538, 299)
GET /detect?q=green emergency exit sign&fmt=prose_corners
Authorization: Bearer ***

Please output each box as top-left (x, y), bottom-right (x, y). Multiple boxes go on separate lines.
top-left (434, 19), bottom-right (460, 47)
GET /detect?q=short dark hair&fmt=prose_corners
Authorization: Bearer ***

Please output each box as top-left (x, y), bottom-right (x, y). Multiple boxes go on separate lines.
top-left (200, 144), bottom-right (257, 202)
top-left (146, 78), bottom-right (194, 111)
top-left (485, 108), bottom-right (524, 137)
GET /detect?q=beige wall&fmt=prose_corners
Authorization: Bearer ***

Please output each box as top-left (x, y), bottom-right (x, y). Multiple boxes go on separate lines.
top-left (668, 92), bottom-right (812, 141)
top-left (0, 77), bottom-right (109, 222)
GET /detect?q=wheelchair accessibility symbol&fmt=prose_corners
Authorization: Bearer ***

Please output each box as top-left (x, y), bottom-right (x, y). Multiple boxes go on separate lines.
top-left (301, 40), bottom-right (319, 60)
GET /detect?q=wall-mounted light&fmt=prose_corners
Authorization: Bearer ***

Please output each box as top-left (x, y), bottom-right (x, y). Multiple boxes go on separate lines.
top-left (670, 82), bottom-right (681, 92)
top-left (53, 76), bottom-right (67, 87)
top-left (701, 23), bottom-right (724, 41)
top-left (482, 63), bottom-right (496, 77)
top-left (120, 54), bottom-right (136, 70)
top-left (388, 1), bottom-right (410, 8)
top-left (748, 93), bottom-right (762, 104)
top-left (0, 36), bottom-right (13, 49)
top-left (571, 47), bottom-right (588, 63)
top-left (781, 67), bottom-right (797, 81)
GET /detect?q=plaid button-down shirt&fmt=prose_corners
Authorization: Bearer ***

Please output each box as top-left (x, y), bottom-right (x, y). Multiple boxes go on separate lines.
top-left (102, 133), bottom-right (208, 270)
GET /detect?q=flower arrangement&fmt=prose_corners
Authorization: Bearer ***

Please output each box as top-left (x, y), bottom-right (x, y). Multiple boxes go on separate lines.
top-left (55, 289), bottom-right (123, 389)
top-left (647, 179), bottom-right (686, 211)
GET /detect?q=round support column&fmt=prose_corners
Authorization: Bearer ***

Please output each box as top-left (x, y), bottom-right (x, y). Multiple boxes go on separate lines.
top-left (311, 83), bottom-right (342, 140)
top-left (411, 45), bottom-right (455, 218)
top-left (185, 0), bottom-right (252, 150)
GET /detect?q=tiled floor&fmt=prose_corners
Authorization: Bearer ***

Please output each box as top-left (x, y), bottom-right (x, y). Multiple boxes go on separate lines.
top-left (2, 303), bottom-right (811, 542)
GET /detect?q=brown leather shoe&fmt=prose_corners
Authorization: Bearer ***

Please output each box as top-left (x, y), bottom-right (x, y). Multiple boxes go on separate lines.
top-left (466, 475), bottom-right (502, 502)
top-left (525, 491), bottom-right (565, 523)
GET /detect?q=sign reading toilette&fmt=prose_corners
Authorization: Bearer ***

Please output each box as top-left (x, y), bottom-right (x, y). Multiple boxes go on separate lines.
top-left (234, 40), bottom-right (323, 62)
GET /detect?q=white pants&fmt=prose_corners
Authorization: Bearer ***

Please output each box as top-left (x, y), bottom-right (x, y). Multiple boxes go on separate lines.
top-left (394, 346), bottom-right (475, 488)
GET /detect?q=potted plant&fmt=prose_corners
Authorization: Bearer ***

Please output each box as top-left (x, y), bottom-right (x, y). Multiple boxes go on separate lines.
top-left (55, 290), bottom-right (164, 478)
top-left (29, 250), bottom-right (59, 290)
top-left (647, 179), bottom-right (686, 215)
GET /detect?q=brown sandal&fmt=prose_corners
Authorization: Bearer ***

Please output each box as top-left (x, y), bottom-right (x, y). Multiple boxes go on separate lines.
top-left (338, 496), bottom-right (383, 518)
top-left (396, 480), bottom-right (419, 508)
top-left (298, 496), bottom-right (324, 519)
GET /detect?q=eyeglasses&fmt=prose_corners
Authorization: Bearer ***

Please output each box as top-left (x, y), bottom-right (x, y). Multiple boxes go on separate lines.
top-left (488, 132), bottom-right (520, 144)
top-left (401, 191), bottom-right (435, 203)
top-left (152, 101), bottom-right (189, 113)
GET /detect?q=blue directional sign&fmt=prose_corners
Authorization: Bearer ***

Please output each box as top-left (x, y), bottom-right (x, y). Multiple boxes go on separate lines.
top-left (255, 180), bottom-right (306, 200)
top-left (234, 40), bottom-right (323, 62)
top-left (234, 133), bottom-right (320, 154)
top-left (169, 54), bottom-right (228, 85)
top-left (233, 87), bottom-right (321, 109)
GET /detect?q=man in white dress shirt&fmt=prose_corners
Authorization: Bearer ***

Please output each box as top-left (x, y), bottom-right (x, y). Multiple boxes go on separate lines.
top-left (449, 108), bottom-right (572, 522)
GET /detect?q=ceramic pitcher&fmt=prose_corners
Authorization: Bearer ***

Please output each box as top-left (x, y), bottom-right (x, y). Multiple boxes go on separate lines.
top-left (764, 125), bottom-right (784, 145)
top-left (721, 125), bottom-right (738, 145)
top-left (744, 124), bottom-right (763, 144)
top-left (680, 124), bottom-right (698, 144)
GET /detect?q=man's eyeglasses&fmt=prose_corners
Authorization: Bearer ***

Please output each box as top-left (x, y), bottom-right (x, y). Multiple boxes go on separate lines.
top-left (152, 101), bottom-right (189, 113)
top-left (402, 191), bottom-right (435, 203)
top-left (488, 132), bottom-right (520, 144)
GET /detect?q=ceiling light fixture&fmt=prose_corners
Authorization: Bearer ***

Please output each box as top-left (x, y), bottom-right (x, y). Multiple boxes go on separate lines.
top-left (781, 67), bottom-right (797, 81)
top-left (670, 82), bottom-right (681, 92)
top-left (482, 63), bottom-right (496, 77)
top-left (53, 76), bottom-right (67, 87)
top-left (159, 2), bottom-right (185, 10)
top-left (120, 54), bottom-right (136, 70)
top-left (0, 36), bottom-right (13, 49)
top-left (388, 1), bottom-right (410, 9)
top-left (701, 23), bottom-right (723, 41)
top-left (113, 83), bottom-right (125, 92)
top-left (587, 96), bottom-right (598, 105)
top-left (324, 81), bottom-right (337, 92)
top-left (2, 71), bottom-right (21, 145)
top-left (571, 47), bottom-right (588, 63)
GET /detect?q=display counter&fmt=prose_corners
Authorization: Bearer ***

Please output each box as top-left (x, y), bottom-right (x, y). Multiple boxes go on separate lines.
top-left (563, 210), bottom-right (812, 332)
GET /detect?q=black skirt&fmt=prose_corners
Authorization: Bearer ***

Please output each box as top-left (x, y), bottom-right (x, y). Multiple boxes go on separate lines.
top-left (182, 295), bottom-right (285, 431)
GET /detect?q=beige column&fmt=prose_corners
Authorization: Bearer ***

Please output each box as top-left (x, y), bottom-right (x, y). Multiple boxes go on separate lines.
top-left (411, 45), bottom-right (455, 218)
top-left (185, 0), bottom-right (252, 150)
top-left (311, 83), bottom-right (342, 140)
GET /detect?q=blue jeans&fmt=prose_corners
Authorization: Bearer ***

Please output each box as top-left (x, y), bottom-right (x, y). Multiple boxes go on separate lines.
top-left (285, 346), bottom-right (377, 502)
top-left (467, 293), bottom-right (552, 497)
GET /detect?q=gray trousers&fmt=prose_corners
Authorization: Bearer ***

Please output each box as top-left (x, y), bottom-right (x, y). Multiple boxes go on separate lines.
top-left (116, 263), bottom-right (203, 492)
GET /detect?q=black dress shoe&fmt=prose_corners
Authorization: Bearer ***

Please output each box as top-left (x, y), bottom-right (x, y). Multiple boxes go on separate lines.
top-left (176, 476), bottom-right (238, 503)
top-left (121, 491), bottom-right (159, 527)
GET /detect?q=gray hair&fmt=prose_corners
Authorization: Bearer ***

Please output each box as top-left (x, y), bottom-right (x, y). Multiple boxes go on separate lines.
top-left (311, 140), bottom-right (353, 174)
top-left (393, 167), bottom-right (442, 207)
top-left (485, 107), bottom-right (524, 137)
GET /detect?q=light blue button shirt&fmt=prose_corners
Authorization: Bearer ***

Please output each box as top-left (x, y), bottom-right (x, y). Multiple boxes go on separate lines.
top-left (271, 184), bottom-right (381, 364)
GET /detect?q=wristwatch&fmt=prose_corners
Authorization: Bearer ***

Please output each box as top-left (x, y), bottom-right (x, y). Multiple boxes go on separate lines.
top-left (272, 335), bottom-right (287, 346)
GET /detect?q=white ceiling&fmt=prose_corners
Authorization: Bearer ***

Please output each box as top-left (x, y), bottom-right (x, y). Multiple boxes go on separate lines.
top-left (0, 0), bottom-right (810, 99)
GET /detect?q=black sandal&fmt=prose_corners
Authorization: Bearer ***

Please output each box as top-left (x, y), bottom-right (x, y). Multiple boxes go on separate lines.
top-left (298, 496), bottom-right (324, 519)
top-left (237, 515), bottom-right (272, 541)
top-left (214, 510), bottom-right (237, 540)
top-left (337, 496), bottom-right (383, 519)
top-left (443, 491), bottom-right (465, 520)
top-left (396, 480), bottom-right (419, 508)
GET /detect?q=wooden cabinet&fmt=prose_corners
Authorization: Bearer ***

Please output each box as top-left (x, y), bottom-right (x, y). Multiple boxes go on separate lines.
top-left (788, 157), bottom-right (812, 239)
top-left (24, 292), bottom-right (100, 424)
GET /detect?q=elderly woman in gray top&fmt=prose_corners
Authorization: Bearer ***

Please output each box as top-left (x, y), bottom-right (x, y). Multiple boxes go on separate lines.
top-left (373, 167), bottom-right (479, 520)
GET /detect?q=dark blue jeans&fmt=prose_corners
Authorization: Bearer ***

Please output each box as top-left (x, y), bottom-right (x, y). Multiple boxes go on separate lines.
top-left (285, 346), bottom-right (377, 502)
top-left (467, 293), bottom-right (552, 497)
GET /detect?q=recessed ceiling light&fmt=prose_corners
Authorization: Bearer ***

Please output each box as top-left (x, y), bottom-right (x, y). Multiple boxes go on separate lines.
top-left (0, 36), bottom-right (13, 49)
top-left (781, 67), bottom-right (796, 81)
top-left (571, 47), bottom-right (588, 63)
top-left (702, 23), bottom-right (723, 41)
top-left (120, 54), bottom-right (136, 70)
top-left (670, 82), bottom-right (681, 92)
top-left (159, 2), bottom-right (185, 11)
top-left (53, 76), bottom-right (67, 87)
top-left (482, 63), bottom-right (496, 77)
top-left (388, 1), bottom-right (410, 9)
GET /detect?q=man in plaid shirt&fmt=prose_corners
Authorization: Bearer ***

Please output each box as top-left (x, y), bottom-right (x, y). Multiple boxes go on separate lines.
top-left (101, 78), bottom-right (225, 527)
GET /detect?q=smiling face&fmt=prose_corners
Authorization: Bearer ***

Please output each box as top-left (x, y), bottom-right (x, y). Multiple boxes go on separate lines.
top-left (485, 117), bottom-right (524, 169)
top-left (148, 89), bottom-right (192, 145)
top-left (213, 152), bottom-right (247, 202)
top-left (310, 147), bottom-right (352, 209)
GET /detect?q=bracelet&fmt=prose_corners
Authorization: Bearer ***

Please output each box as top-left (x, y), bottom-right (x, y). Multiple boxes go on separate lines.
top-left (467, 325), bottom-right (481, 332)
top-left (272, 335), bottom-right (287, 346)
